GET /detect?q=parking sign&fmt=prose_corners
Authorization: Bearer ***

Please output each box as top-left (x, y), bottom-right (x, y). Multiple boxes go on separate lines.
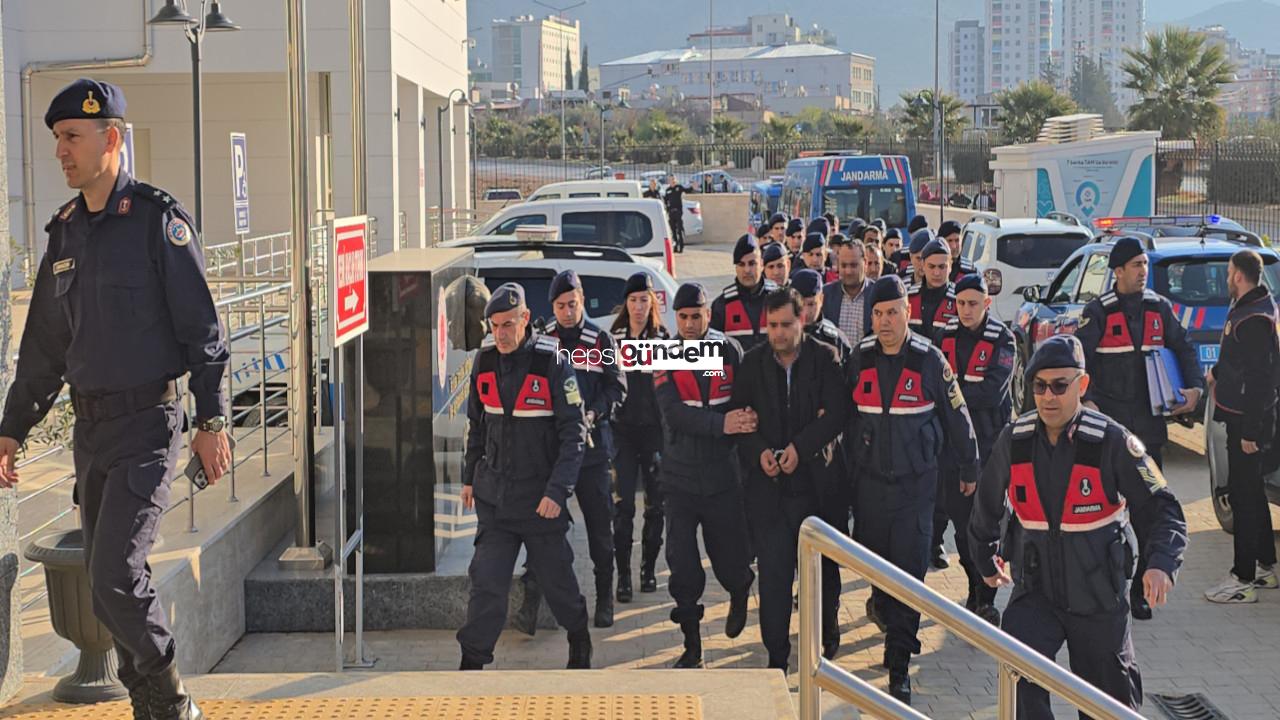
top-left (230, 132), bottom-right (250, 234)
top-left (331, 216), bottom-right (369, 347)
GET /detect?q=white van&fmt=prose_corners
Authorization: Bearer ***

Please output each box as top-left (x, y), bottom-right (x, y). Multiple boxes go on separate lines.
top-left (959, 213), bottom-right (1094, 323)
top-left (467, 197), bottom-right (677, 276)
top-left (528, 180), bottom-right (703, 237)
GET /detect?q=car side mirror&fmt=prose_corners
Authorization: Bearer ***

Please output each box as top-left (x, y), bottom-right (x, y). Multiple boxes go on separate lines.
top-left (1019, 285), bottom-right (1042, 304)
top-left (983, 268), bottom-right (1003, 296)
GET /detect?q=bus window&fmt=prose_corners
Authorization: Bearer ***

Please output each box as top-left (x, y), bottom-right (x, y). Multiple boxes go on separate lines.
top-left (822, 185), bottom-right (908, 227)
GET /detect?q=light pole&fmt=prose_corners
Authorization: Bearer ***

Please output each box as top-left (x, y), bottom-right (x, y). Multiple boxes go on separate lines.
top-left (933, 0), bottom-right (943, 224)
top-left (437, 88), bottom-right (469, 243)
top-left (533, 0), bottom-right (586, 177)
top-left (149, 0), bottom-right (241, 235)
top-left (592, 95), bottom-right (629, 173)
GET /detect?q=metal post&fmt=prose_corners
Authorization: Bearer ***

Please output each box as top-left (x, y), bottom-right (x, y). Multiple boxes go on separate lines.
top-left (561, 86), bottom-right (566, 178)
top-left (997, 663), bottom-right (1019, 720)
top-left (797, 535), bottom-right (822, 720)
top-left (599, 105), bottom-right (605, 173)
top-left (350, 0), bottom-right (366, 215)
top-left (259, 293), bottom-right (270, 476)
top-left (934, 0), bottom-right (943, 226)
top-left (333, 345), bottom-right (345, 672)
top-left (708, 0), bottom-right (714, 145)
top-left (190, 30), bottom-right (205, 233)
top-left (224, 304), bottom-right (238, 502)
top-left (279, 0), bottom-right (327, 570)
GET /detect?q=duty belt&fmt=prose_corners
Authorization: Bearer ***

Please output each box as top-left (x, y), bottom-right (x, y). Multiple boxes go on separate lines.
top-left (71, 380), bottom-right (178, 422)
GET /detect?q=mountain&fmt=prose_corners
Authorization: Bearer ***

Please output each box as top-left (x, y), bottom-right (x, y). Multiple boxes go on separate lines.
top-left (1163, 1), bottom-right (1280, 53)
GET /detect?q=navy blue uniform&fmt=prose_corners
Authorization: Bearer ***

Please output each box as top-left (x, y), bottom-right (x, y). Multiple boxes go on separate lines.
top-left (710, 279), bottom-right (776, 354)
top-left (610, 323), bottom-right (667, 587)
top-left (969, 409), bottom-right (1187, 719)
top-left (948, 256), bottom-right (978, 285)
top-left (653, 329), bottom-right (754, 627)
top-left (806, 318), bottom-right (852, 365)
top-left (457, 331), bottom-right (590, 664)
top-left (935, 314), bottom-right (1016, 610)
top-left (846, 332), bottom-right (979, 664)
top-left (0, 170), bottom-right (228, 681)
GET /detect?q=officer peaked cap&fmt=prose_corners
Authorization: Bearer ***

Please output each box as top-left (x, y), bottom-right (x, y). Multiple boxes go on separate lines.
top-left (869, 275), bottom-right (907, 307)
top-left (46, 78), bottom-right (127, 128)
top-left (548, 269), bottom-right (582, 302)
top-left (485, 282), bottom-right (526, 317)
top-left (790, 269), bottom-right (823, 298)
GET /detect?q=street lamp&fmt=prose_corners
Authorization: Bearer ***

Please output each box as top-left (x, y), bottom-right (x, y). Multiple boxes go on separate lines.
top-left (591, 94), bottom-right (630, 174)
top-left (149, 0), bottom-right (241, 234)
top-left (437, 88), bottom-right (470, 243)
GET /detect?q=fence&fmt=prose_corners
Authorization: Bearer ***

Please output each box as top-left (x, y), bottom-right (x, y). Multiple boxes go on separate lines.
top-left (1155, 138), bottom-right (1280, 242)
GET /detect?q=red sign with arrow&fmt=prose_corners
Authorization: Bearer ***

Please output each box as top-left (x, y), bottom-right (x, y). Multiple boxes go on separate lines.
top-left (332, 215), bottom-right (369, 347)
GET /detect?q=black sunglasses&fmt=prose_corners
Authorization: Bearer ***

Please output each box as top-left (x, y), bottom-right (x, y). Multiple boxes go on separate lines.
top-left (1032, 373), bottom-right (1084, 396)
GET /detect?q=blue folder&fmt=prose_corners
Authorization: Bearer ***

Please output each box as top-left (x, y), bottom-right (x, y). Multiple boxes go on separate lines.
top-left (1155, 347), bottom-right (1186, 408)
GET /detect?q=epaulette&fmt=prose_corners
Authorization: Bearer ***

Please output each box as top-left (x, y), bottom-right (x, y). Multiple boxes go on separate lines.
top-left (762, 278), bottom-right (779, 292)
top-left (982, 318), bottom-right (1005, 340)
top-left (907, 335), bottom-right (931, 354)
top-left (1142, 289), bottom-right (1163, 305)
top-left (943, 317), bottom-right (960, 332)
top-left (611, 327), bottom-right (626, 340)
top-left (1074, 408), bottom-right (1109, 443)
top-left (133, 181), bottom-right (180, 211)
top-left (580, 324), bottom-right (600, 347)
top-left (1011, 410), bottom-right (1038, 438)
top-left (533, 335), bottom-right (561, 354)
top-left (1099, 291), bottom-right (1118, 308)
top-left (857, 335), bottom-right (877, 351)
top-left (720, 284), bottom-right (740, 300)
top-left (480, 334), bottom-right (496, 351)
top-left (704, 328), bottom-right (727, 342)
top-left (54, 199), bottom-right (76, 223)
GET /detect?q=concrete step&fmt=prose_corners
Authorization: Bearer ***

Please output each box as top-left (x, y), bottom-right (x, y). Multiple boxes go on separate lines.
top-left (4, 669), bottom-right (797, 720)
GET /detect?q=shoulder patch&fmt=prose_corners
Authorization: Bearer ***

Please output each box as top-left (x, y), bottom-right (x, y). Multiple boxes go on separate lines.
top-left (1125, 432), bottom-right (1146, 458)
top-left (534, 335), bottom-right (561, 354)
top-left (563, 375), bottom-right (582, 405)
top-left (57, 200), bottom-right (76, 222)
top-left (166, 217), bottom-right (192, 247)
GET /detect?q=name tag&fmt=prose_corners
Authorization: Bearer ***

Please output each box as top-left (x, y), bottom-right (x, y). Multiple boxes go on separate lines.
top-left (52, 258), bottom-right (74, 275)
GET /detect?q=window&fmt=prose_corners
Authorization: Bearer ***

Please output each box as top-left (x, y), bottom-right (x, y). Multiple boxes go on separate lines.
top-left (1046, 256), bottom-right (1084, 305)
top-left (561, 211), bottom-right (654, 248)
top-left (1075, 252), bottom-right (1111, 304)
top-left (996, 233), bottom-right (1090, 269)
top-left (568, 192), bottom-right (603, 198)
top-left (491, 213), bottom-right (547, 234)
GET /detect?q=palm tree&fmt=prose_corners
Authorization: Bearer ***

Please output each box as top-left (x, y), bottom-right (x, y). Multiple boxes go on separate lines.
top-left (526, 115), bottom-right (560, 158)
top-left (711, 116), bottom-right (747, 143)
top-left (997, 81), bottom-right (1078, 143)
top-left (830, 114), bottom-right (868, 143)
top-left (758, 116), bottom-right (800, 142)
top-left (1122, 26), bottom-right (1236, 140)
top-left (897, 89), bottom-right (967, 141)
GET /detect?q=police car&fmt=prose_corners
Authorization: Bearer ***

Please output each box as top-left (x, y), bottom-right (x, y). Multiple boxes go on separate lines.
top-left (1009, 215), bottom-right (1277, 416)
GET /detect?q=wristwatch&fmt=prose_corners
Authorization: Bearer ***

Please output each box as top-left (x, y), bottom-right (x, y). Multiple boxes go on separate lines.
top-left (197, 416), bottom-right (228, 433)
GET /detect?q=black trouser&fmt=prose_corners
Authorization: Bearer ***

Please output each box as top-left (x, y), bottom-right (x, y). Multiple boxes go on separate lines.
top-left (1002, 591), bottom-right (1142, 720)
top-left (663, 485), bottom-right (754, 624)
top-left (747, 489), bottom-right (840, 667)
top-left (856, 469), bottom-right (935, 659)
top-left (612, 424), bottom-right (664, 574)
top-left (668, 212), bottom-right (685, 251)
top-left (1130, 442), bottom-right (1162, 599)
top-left (574, 461), bottom-right (615, 588)
top-left (458, 501), bottom-right (589, 665)
top-left (942, 469), bottom-right (997, 608)
top-left (1227, 422), bottom-right (1277, 582)
top-left (931, 473), bottom-right (950, 556)
top-left (74, 400), bottom-right (183, 678)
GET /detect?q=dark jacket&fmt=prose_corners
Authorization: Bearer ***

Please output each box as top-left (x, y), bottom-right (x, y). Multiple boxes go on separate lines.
top-left (934, 314), bottom-right (1015, 458)
top-left (806, 318), bottom-right (853, 365)
top-left (611, 322), bottom-right (669, 428)
top-left (546, 316), bottom-right (627, 465)
top-left (710, 279), bottom-right (777, 354)
top-left (821, 278), bottom-right (873, 343)
top-left (949, 256), bottom-right (978, 284)
top-left (1212, 286), bottom-right (1280, 442)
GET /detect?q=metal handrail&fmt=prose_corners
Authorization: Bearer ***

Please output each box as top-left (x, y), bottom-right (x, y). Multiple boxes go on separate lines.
top-left (797, 517), bottom-right (1147, 720)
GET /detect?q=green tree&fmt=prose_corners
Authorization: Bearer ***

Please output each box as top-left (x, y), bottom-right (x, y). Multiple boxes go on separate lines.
top-left (711, 116), bottom-right (747, 142)
top-left (526, 115), bottom-right (560, 157)
top-left (477, 115), bottom-right (523, 157)
top-left (897, 89), bottom-right (967, 141)
top-left (636, 109), bottom-right (689, 145)
top-left (1122, 26), bottom-right (1236, 140)
top-left (757, 116), bottom-right (800, 142)
top-left (1070, 56), bottom-right (1123, 128)
top-left (997, 81), bottom-right (1078, 143)
top-left (578, 46), bottom-right (590, 92)
top-left (565, 49), bottom-right (574, 92)
top-left (795, 106), bottom-right (834, 137)
top-left (830, 113), bottom-right (868, 143)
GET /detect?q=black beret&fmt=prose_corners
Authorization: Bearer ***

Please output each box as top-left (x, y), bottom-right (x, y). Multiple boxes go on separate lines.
top-left (938, 220), bottom-right (962, 238)
top-left (828, 232), bottom-right (850, 248)
top-left (787, 218), bottom-right (805, 235)
top-left (847, 217), bottom-right (867, 232)
top-left (803, 232), bottom-right (826, 253)
top-left (921, 239), bottom-right (950, 261)
top-left (485, 282), bottom-right (525, 317)
top-left (624, 271), bottom-right (654, 297)
top-left (955, 273), bottom-right (987, 295)
top-left (756, 223), bottom-right (772, 239)
top-left (673, 282), bottom-right (709, 310)
top-left (1108, 236), bottom-right (1146, 269)
top-left (45, 78), bottom-right (127, 128)
top-left (871, 218), bottom-right (887, 232)
top-left (733, 233), bottom-right (760, 263)
top-left (869, 275), bottom-right (907, 306)
top-left (907, 214), bottom-right (929, 234)
top-left (548, 269), bottom-right (582, 301)
top-left (769, 212), bottom-right (788, 228)
top-left (807, 217), bottom-right (830, 237)
top-left (884, 228), bottom-right (902, 241)
top-left (909, 228), bottom-right (935, 254)
top-left (790, 269), bottom-right (823, 298)
top-left (1026, 335), bottom-right (1086, 379)
top-left (762, 242), bottom-right (787, 264)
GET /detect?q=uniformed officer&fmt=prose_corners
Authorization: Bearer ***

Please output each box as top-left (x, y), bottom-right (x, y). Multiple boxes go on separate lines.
top-left (521, 270), bottom-right (627, 629)
top-left (1205, 249), bottom-right (1280, 603)
top-left (1074, 236), bottom-right (1202, 620)
top-left (785, 218), bottom-right (807, 267)
top-left (755, 223), bottom-right (772, 242)
top-left (458, 283), bottom-right (593, 670)
top-left (767, 212), bottom-right (789, 245)
top-left (907, 214), bottom-right (929, 235)
top-left (969, 335), bottom-right (1188, 719)
top-left (643, 178), bottom-right (663, 199)
top-left (711, 234), bottom-right (777, 353)
top-left (0, 79), bottom-right (229, 720)
top-left (793, 270), bottom-right (853, 363)
top-left (882, 228), bottom-right (903, 262)
top-left (938, 220), bottom-right (977, 284)
top-left (895, 228), bottom-right (932, 282)
top-left (846, 275), bottom-right (980, 704)
top-left (807, 216), bottom-right (830, 242)
top-left (800, 232), bottom-right (839, 283)
top-left (654, 283), bottom-right (755, 668)
top-left (935, 273), bottom-right (1015, 624)
top-left (609, 272), bottom-right (669, 601)
top-left (762, 241), bottom-right (791, 288)
top-left (908, 240), bottom-right (958, 340)
top-left (664, 174), bottom-right (694, 253)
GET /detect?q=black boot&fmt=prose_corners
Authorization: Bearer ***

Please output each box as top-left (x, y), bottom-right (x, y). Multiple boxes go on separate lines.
top-left (567, 628), bottom-right (593, 669)
top-left (866, 595), bottom-right (886, 633)
top-left (513, 576), bottom-right (542, 636)
top-left (616, 561), bottom-right (634, 604)
top-left (639, 557), bottom-right (658, 593)
top-left (116, 644), bottom-right (152, 720)
top-left (975, 603), bottom-right (1001, 626)
top-left (673, 622), bottom-right (703, 668)
top-left (822, 633), bottom-right (841, 661)
top-left (725, 590), bottom-right (749, 639)
top-left (930, 544), bottom-right (950, 570)
top-left (594, 577), bottom-right (615, 628)
top-left (886, 651), bottom-right (911, 705)
top-left (147, 660), bottom-right (203, 720)
top-left (459, 656), bottom-right (484, 671)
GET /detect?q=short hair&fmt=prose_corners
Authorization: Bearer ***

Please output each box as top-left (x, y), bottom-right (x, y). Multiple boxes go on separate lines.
top-left (97, 117), bottom-right (126, 134)
top-left (1231, 249), bottom-right (1263, 285)
top-left (837, 242), bottom-right (865, 259)
top-left (765, 287), bottom-right (803, 318)
top-left (864, 243), bottom-right (883, 259)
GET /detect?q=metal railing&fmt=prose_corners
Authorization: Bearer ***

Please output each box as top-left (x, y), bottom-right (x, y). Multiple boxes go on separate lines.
top-left (797, 516), bottom-right (1146, 720)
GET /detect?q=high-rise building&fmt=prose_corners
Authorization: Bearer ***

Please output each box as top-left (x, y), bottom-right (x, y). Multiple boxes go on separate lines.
top-left (985, 0), bottom-right (1052, 94)
top-left (951, 20), bottom-right (986, 103)
top-left (489, 14), bottom-right (581, 98)
top-left (1063, 0), bottom-right (1145, 109)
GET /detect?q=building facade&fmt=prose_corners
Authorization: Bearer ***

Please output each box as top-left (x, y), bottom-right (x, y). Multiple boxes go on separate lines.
top-left (686, 14), bottom-right (834, 50)
top-left (950, 20), bottom-right (986, 103)
top-left (985, 0), bottom-right (1052, 94)
top-left (1062, 0), bottom-right (1145, 109)
top-left (488, 14), bottom-right (580, 98)
top-left (1201, 25), bottom-right (1280, 120)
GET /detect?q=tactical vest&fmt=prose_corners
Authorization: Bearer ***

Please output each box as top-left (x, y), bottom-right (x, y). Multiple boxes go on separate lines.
top-left (1095, 290), bottom-right (1164, 354)
top-left (720, 285), bottom-right (768, 341)
top-left (546, 320), bottom-right (613, 462)
top-left (908, 284), bottom-right (957, 332)
top-left (949, 258), bottom-right (977, 285)
top-left (1214, 290), bottom-right (1280, 417)
top-left (940, 318), bottom-right (1003, 383)
top-left (852, 344), bottom-right (932, 415)
top-left (848, 335), bottom-right (945, 476)
top-left (475, 346), bottom-right (554, 418)
top-left (1006, 410), bottom-right (1135, 615)
top-left (669, 366), bottom-right (734, 408)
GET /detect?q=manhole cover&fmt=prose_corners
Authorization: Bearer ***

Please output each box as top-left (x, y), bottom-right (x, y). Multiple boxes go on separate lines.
top-left (1150, 693), bottom-right (1230, 720)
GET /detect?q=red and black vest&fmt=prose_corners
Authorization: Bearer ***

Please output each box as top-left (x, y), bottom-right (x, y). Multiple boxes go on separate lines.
top-left (718, 283), bottom-right (770, 342)
top-left (851, 336), bottom-right (934, 416)
top-left (907, 283), bottom-right (957, 332)
top-left (475, 339), bottom-right (556, 418)
top-left (665, 366), bottom-right (735, 408)
top-left (1095, 290), bottom-right (1165, 354)
top-left (940, 318), bottom-right (1004, 383)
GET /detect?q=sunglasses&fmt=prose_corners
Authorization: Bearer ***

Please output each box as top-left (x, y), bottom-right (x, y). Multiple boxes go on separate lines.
top-left (1032, 373), bottom-right (1083, 397)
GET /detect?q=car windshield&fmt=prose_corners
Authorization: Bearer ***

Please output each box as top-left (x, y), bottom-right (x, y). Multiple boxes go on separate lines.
top-left (1154, 257), bottom-right (1280, 305)
top-left (766, 193), bottom-right (780, 215)
top-left (822, 185), bottom-right (907, 227)
top-left (996, 233), bottom-right (1091, 269)
top-left (481, 274), bottom-right (626, 325)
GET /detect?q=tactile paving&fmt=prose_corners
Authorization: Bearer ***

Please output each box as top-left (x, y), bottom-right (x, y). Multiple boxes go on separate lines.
top-left (0, 694), bottom-right (703, 719)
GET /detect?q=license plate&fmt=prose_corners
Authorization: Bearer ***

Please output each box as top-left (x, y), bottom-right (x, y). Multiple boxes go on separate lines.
top-left (1199, 344), bottom-right (1220, 364)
